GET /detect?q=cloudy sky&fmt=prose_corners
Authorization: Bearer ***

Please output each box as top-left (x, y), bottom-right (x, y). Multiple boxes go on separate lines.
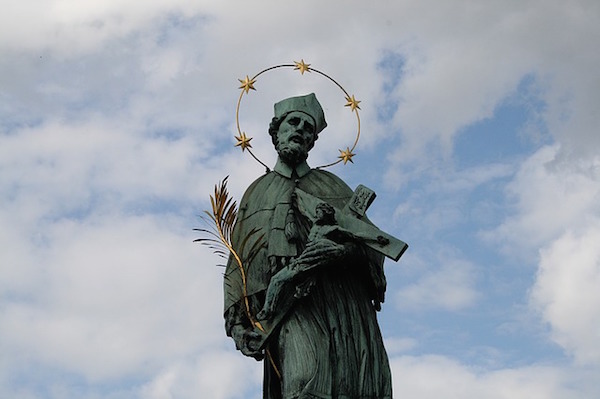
top-left (1, 0), bottom-right (599, 398)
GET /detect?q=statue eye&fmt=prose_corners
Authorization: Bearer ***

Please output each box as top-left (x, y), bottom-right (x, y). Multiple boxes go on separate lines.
top-left (287, 117), bottom-right (300, 126)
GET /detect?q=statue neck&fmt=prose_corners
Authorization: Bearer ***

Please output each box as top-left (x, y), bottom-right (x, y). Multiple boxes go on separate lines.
top-left (274, 157), bottom-right (311, 179)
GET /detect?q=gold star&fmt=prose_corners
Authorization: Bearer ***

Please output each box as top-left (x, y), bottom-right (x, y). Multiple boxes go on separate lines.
top-left (238, 75), bottom-right (257, 94)
top-left (235, 132), bottom-right (253, 151)
top-left (344, 95), bottom-right (361, 111)
top-left (338, 147), bottom-right (355, 164)
top-left (294, 59), bottom-right (311, 75)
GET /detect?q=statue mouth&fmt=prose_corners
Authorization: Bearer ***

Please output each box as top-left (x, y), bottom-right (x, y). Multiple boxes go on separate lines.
top-left (289, 134), bottom-right (304, 145)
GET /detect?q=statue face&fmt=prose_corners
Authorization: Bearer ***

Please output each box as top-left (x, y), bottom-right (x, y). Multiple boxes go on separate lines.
top-left (275, 111), bottom-right (317, 166)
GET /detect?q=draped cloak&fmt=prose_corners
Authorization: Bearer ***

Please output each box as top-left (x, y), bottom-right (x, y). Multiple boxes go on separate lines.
top-left (224, 160), bottom-right (392, 399)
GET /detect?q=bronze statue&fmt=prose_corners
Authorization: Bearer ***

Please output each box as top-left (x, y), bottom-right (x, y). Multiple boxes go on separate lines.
top-left (222, 93), bottom-right (407, 398)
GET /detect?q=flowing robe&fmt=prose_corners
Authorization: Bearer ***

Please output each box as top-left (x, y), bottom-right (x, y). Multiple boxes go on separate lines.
top-left (224, 160), bottom-right (392, 399)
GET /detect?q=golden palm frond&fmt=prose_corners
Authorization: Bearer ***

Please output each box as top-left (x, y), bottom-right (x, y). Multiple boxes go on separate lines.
top-left (194, 176), bottom-right (265, 330)
top-left (195, 176), bottom-right (281, 379)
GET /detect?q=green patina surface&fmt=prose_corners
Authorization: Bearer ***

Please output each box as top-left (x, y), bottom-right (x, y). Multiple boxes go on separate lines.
top-left (223, 94), bottom-right (406, 399)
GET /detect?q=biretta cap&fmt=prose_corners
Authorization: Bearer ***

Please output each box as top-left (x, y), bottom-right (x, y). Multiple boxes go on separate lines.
top-left (274, 93), bottom-right (327, 134)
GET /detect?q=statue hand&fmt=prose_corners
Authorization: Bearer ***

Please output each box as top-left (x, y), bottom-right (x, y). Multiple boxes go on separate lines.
top-left (296, 238), bottom-right (351, 268)
top-left (231, 325), bottom-right (265, 361)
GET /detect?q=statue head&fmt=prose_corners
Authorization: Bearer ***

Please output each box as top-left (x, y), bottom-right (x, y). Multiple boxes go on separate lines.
top-left (269, 93), bottom-right (327, 166)
top-left (315, 202), bottom-right (336, 225)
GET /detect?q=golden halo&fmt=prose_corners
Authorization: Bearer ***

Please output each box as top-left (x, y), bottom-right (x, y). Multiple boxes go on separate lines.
top-left (235, 59), bottom-right (361, 170)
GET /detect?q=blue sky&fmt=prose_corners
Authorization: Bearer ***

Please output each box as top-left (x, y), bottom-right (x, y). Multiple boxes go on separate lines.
top-left (1, 1), bottom-right (599, 398)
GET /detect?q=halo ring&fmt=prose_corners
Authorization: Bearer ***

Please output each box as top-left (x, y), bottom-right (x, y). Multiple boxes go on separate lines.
top-left (235, 60), bottom-right (361, 170)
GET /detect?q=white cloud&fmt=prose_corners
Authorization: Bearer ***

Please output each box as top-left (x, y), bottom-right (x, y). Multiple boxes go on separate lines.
top-left (531, 222), bottom-right (600, 365)
top-left (5, 0), bottom-right (595, 176)
top-left (1, 0), bottom-right (600, 397)
top-left (139, 351), bottom-right (262, 399)
top-left (391, 355), bottom-right (595, 398)
top-left (384, 336), bottom-right (418, 356)
top-left (395, 254), bottom-right (478, 311)
top-left (0, 0), bottom-right (208, 53)
top-left (0, 214), bottom-right (224, 382)
top-left (484, 145), bottom-right (600, 257)
top-left (392, 161), bottom-right (514, 237)
top-left (383, 0), bottom-right (600, 184)
top-left (481, 128), bottom-right (600, 369)
top-left (0, 118), bottom-right (232, 218)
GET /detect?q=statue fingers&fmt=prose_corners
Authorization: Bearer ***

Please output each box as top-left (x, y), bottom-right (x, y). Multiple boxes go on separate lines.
top-left (311, 245), bottom-right (346, 260)
top-left (240, 345), bottom-right (264, 360)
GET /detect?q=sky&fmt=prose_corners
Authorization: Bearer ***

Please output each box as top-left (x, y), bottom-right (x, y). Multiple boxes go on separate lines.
top-left (1, 0), bottom-right (599, 398)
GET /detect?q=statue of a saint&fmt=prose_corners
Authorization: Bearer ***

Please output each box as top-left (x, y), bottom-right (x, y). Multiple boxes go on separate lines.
top-left (224, 93), bottom-right (394, 398)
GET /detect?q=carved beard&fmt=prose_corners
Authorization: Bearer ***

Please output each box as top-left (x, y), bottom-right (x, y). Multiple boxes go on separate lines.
top-left (276, 141), bottom-right (308, 166)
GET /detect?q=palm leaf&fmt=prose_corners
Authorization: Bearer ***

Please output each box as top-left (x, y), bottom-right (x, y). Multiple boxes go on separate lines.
top-left (195, 176), bottom-right (265, 332)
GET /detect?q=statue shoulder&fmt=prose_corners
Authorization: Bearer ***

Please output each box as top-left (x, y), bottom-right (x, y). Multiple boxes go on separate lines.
top-left (305, 168), bottom-right (354, 197)
top-left (239, 172), bottom-right (277, 202)
top-left (237, 171), bottom-right (291, 213)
